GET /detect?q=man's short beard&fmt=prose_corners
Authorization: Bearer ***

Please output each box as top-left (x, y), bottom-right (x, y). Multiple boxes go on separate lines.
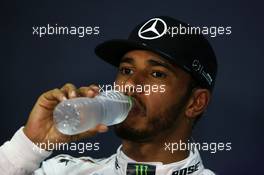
top-left (114, 83), bottom-right (194, 143)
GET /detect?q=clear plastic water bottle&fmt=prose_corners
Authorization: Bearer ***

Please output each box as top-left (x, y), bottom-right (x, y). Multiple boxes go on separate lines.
top-left (53, 90), bottom-right (133, 135)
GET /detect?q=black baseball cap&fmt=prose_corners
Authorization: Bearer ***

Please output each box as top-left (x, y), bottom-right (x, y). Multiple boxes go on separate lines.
top-left (95, 16), bottom-right (217, 91)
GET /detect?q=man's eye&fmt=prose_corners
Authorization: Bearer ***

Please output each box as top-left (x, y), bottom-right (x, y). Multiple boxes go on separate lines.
top-left (119, 67), bottom-right (133, 75)
top-left (152, 71), bottom-right (167, 78)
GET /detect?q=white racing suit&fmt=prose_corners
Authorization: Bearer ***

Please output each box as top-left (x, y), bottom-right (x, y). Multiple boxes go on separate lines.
top-left (0, 127), bottom-right (215, 175)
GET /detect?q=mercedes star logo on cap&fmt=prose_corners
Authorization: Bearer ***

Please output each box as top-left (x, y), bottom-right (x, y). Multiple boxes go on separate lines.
top-left (138, 18), bottom-right (168, 40)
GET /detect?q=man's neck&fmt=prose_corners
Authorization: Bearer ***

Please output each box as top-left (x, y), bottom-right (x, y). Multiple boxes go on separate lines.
top-left (121, 126), bottom-right (191, 164)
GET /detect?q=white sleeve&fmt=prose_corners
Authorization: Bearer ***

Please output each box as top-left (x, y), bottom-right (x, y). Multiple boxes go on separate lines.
top-left (0, 127), bottom-right (52, 175)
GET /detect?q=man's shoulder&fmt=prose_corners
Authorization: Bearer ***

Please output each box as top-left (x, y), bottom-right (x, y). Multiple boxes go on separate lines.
top-left (45, 153), bottom-right (116, 166)
top-left (38, 153), bottom-right (116, 174)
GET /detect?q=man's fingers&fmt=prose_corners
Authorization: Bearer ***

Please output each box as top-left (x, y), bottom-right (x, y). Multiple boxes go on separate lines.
top-left (61, 83), bottom-right (100, 98)
top-left (71, 124), bottom-right (108, 141)
top-left (90, 84), bottom-right (100, 91)
top-left (79, 84), bottom-right (100, 98)
top-left (40, 84), bottom-right (101, 107)
top-left (95, 124), bottom-right (109, 133)
top-left (61, 83), bottom-right (78, 99)
top-left (84, 124), bottom-right (108, 134)
top-left (43, 88), bottom-right (67, 102)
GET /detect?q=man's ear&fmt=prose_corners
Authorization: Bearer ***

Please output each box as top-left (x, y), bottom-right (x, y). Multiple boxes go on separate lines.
top-left (185, 89), bottom-right (211, 119)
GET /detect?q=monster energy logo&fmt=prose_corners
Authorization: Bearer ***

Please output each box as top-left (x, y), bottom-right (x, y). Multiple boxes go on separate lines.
top-left (135, 165), bottom-right (148, 175)
top-left (127, 163), bottom-right (156, 175)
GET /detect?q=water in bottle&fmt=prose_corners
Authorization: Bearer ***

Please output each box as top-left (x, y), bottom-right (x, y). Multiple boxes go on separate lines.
top-left (53, 90), bottom-right (133, 135)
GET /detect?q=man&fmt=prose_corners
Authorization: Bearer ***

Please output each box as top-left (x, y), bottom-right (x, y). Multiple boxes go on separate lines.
top-left (0, 16), bottom-right (217, 174)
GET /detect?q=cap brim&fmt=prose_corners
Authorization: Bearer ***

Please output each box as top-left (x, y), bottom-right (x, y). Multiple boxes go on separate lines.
top-left (95, 39), bottom-right (170, 67)
top-left (95, 39), bottom-right (213, 90)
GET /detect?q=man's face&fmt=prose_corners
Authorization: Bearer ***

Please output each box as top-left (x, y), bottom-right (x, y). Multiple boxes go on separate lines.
top-left (114, 50), bottom-right (193, 142)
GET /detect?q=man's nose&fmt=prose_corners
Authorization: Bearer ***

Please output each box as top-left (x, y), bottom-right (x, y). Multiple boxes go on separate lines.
top-left (123, 73), bottom-right (145, 96)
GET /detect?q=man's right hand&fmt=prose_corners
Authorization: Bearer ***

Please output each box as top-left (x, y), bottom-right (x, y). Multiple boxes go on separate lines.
top-left (23, 83), bottom-right (108, 149)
